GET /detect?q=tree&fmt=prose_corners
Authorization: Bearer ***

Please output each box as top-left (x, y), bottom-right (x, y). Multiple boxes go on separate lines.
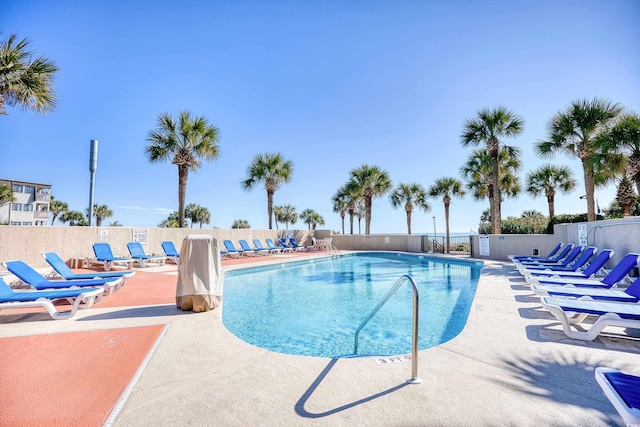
top-left (616, 174), bottom-right (638, 216)
top-left (185, 203), bottom-right (211, 228)
top-left (49, 197), bottom-right (68, 226)
top-left (461, 106), bottom-right (524, 234)
top-left (354, 200), bottom-right (365, 235)
top-left (389, 182), bottom-right (430, 235)
top-left (346, 164), bottom-right (392, 234)
top-left (146, 111), bottom-right (221, 227)
top-left (108, 221), bottom-right (123, 226)
top-left (525, 164), bottom-right (576, 218)
top-left (158, 211), bottom-right (180, 228)
top-left (241, 152), bottom-right (293, 229)
top-left (301, 209), bottom-right (325, 230)
top-left (536, 98), bottom-right (622, 222)
top-left (59, 210), bottom-right (87, 226)
top-left (0, 34), bottom-right (59, 115)
top-left (232, 219), bottom-right (250, 229)
top-left (428, 178), bottom-right (465, 253)
top-left (331, 189), bottom-right (349, 235)
top-left (272, 205), bottom-right (283, 230)
top-left (85, 204), bottom-right (112, 226)
top-left (0, 184), bottom-right (15, 204)
top-left (460, 147), bottom-right (522, 223)
top-left (521, 209), bottom-right (543, 218)
top-left (597, 113), bottom-right (640, 194)
top-left (274, 204), bottom-right (297, 230)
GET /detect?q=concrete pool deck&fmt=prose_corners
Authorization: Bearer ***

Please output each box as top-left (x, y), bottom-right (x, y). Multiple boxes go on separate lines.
top-left (1, 251), bottom-right (638, 425)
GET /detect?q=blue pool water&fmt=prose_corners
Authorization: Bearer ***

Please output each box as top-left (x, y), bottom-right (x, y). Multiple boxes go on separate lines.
top-left (222, 253), bottom-right (483, 358)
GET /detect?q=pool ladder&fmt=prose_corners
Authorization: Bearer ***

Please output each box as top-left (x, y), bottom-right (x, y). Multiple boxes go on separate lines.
top-left (353, 274), bottom-right (421, 384)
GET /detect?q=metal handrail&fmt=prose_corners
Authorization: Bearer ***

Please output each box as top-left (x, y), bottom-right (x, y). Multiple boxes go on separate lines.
top-left (353, 274), bottom-right (421, 384)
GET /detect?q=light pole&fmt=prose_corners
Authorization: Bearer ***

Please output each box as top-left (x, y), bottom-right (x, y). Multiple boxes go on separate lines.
top-left (432, 216), bottom-right (436, 253)
top-left (88, 140), bottom-right (98, 226)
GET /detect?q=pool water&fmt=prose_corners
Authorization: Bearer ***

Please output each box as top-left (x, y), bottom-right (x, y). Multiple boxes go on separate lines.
top-left (222, 253), bottom-right (482, 358)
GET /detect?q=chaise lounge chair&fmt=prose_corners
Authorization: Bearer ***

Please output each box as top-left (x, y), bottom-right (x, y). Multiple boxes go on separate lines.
top-left (515, 245), bottom-right (582, 270)
top-left (509, 242), bottom-right (564, 262)
top-left (91, 243), bottom-right (134, 271)
top-left (127, 242), bottom-right (167, 267)
top-left (42, 252), bottom-right (135, 285)
top-left (517, 246), bottom-right (593, 275)
top-left (540, 296), bottom-right (640, 340)
top-left (0, 277), bottom-right (103, 320)
top-left (238, 239), bottom-right (261, 256)
top-left (222, 240), bottom-right (243, 258)
top-left (289, 237), bottom-right (313, 252)
top-left (252, 239), bottom-right (279, 254)
top-left (2, 260), bottom-right (124, 295)
top-left (524, 249), bottom-right (613, 279)
top-left (525, 253), bottom-right (640, 287)
top-left (162, 241), bottom-right (180, 264)
top-left (532, 276), bottom-right (640, 303)
top-left (278, 238), bottom-right (297, 252)
top-left (513, 243), bottom-right (574, 266)
top-left (595, 367), bottom-right (640, 425)
top-left (266, 238), bottom-right (292, 253)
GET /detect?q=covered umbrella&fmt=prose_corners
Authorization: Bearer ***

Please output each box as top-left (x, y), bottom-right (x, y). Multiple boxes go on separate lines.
top-left (176, 235), bottom-right (223, 312)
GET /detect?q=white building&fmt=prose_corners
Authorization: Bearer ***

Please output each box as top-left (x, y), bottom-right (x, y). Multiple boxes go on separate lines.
top-left (0, 179), bottom-right (51, 226)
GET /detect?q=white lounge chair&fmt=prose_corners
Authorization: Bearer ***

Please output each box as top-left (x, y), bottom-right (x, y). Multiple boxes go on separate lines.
top-left (531, 276), bottom-right (640, 302)
top-left (595, 367), bottom-right (640, 425)
top-left (540, 296), bottom-right (640, 340)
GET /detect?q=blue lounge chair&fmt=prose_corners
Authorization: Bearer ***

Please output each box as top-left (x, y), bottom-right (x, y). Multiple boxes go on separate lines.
top-left (532, 276), bottom-right (640, 302)
top-left (516, 245), bottom-right (582, 269)
top-left (509, 242), bottom-right (564, 261)
top-left (254, 239), bottom-right (280, 254)
top-left (278, 238), bottom-right (296, 252)
top-left (127, 242), bottom-right (167, 267)
top-left (238, 239), bottom-right (260, 256)
top-left (517, 246), bottom-right (593, 275)
top-left (222, 240), bottom-right (243, 258)
top-left (525, 253), bottom-right (640, 287)
top-left (92, 243), bottom-right (134, 271)
top-left (2, 260), bottom-right (124, 295)
top-left (42, 252), bottom-right (135, 284)
top-left (595, 367), bottom-right (640, 425)
top-left (0, 277), bottom-right (103, 320)
top-left (161, 241), bottom-right (180, 264)
top-left (514, 244), bottom-right (575, 266)
top-left (289, 237), bottom-right (313, 252)
top-left (540, 296), bottom-right (640, 340)
top-left (525, 249), bottom-right (613, 279)
top-left (266, 238), bottom-right (292, 253)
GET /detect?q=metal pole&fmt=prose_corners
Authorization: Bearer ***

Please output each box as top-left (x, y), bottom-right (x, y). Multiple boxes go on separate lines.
top-left (88, 140), bottom-right (98, 226)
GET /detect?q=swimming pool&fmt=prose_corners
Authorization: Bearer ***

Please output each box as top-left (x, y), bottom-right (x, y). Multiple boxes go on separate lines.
top-left (222, 253), bottom-right (483, 358)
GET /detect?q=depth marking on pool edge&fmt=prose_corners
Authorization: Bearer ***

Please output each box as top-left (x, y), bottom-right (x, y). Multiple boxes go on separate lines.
top-left (375, 354), bottom-right (416, 364)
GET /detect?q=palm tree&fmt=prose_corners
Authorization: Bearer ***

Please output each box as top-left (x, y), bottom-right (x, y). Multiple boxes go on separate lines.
top-left (159, 211), bottom-right (180, 228)
top-left (525, 164), bottom-right (576, 218)
top-left (536, 98), bottom-right (622, 221)
top-left (521, 209), bottom-right (543, 218)
top-left (231, 219), bottom-right (250, 229)
top-left (0, 34), bottom-right (59, 115)
top-left (597, 113), bottom-right (640, 194)
top-left (274, 204), bottom-right (297, 230)
top-left (331, 190), bottom-right (349, 234)
top-left (460, 147), bottom-right (522, 218)
top-left (0, 184), bottom-right (15, 205)
top-left (428, 178), bottom-right (465, 253)
top-left (108, 221), bottom-right (123, 226)
top-left (146, 111), bottom-right (221, 227)
top-left (272, 205), bottom-right (284, 230)
top-left (300, 209), bottom-right (325, 230)
top-left (185, 203), bottom-right (210, 228)
top-left (49, 197), bottom-right (68, 225)
top-left (93, 204), bottom-right (113, 226)
top-left (346, 165), bottom-right (392, 235)
top-left (461, 106), bottom-right (524, 234)
top-left (389, 182), bottom-right (430, 235)
top-left (59, 210), bottom-right (87, 226)
top-left (241, 152), bottom-right (293, 229)
top-left (354, 200), bottom-right (365, 235)
top-left (616, 174), bottom-right (638, 216)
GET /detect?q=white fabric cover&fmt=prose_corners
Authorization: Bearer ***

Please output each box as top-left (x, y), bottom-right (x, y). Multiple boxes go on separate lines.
top-left (176, 235), bottom-right (223, 312)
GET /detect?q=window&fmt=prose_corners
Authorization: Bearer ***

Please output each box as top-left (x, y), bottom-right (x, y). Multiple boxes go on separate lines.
top-left (12, 203), bottom-right (23, 211)
top-left (13, 184), bottom-right (23, 193)
top-left (23, 204), bottom-right (34, 211)
top-left (10, 221), bottom-right (21, 226)
top-left (22, 222), bottom-right (33, 226)
top-left (24, 185), bottom-right (35, 194)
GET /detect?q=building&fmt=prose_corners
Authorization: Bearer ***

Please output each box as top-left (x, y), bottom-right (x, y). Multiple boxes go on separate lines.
top-left (0, 179), bottom-right (51, 226)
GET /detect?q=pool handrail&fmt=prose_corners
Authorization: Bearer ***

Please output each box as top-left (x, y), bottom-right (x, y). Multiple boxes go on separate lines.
top-left (353, 274), bottom-right (421, 384)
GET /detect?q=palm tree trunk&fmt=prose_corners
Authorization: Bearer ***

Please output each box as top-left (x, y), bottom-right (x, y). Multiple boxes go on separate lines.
top-left (340, 214), bottom-right (345, 234)
top-left (406, 208), bottom-right (412, 235)
top-left (365, 196), bottom-right (372, 235)
top-left (348, 209), bottom-right (354, 235)
top-left (444, 199), bottom-right (451, 253)
top-left (582, 159), bottom-right (596, 221)
top-left (178, 165), bottom-right (189, 228)
top-left (547, 194), bottom-right (555, 218)
top-left (267, 189), bottom-right (274, 229)
top-left (490, 143), bottom-right (501, 234)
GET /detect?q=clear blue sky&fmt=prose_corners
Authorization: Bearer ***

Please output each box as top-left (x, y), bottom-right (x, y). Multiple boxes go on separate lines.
top-left (2, 1), bottom-right (639, 234)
